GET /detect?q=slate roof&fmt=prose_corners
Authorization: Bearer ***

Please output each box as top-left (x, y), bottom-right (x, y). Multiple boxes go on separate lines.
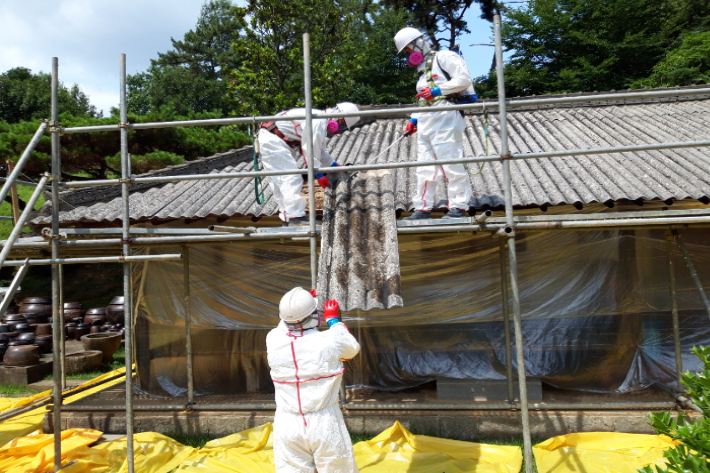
top-left (31, 87), bottom-right (710, 226)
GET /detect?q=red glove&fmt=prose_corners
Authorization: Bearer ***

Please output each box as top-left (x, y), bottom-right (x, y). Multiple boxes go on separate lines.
top-left (316, 174), bottom-right (331, 188)
top-left (415, 86), bottom-right (441, 102)
top-left (323, 299), bottom-right (340, 326)
top-left (404, 120), bottom-right (417, 136)
top-left (309, 289), bottom-right (317, 298)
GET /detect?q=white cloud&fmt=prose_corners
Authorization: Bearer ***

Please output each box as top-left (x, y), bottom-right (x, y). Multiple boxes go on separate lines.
top-left (0, 0), bottom-right (206, 115)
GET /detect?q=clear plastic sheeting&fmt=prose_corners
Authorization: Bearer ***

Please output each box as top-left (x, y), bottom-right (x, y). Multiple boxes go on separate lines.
top-left (533, 432), bottom-right (679, 473)
top-left (133, 229), bottom-right (710, 396)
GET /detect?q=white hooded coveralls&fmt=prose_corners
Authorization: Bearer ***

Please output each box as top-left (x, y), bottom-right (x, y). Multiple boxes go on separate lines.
top-left (258, 108), bottom-right (336, 222)
top-left (411, 50), bottom-right (474, 212)
top-left (266, 320), bottom-right (361, 472)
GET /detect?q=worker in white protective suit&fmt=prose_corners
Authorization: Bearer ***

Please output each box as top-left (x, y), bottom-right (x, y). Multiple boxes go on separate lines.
top-left (266, 287), bottom-right (360, 472)
top-left (258, 103), bottom-right (360, 226)
top-left (394, 27), bottom-right (476, 220)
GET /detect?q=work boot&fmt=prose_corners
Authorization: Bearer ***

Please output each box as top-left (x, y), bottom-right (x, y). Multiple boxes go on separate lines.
top-left (282, 216), bottom-right (310, 227)
top-left (442, 208), bottom-right (466, 219)
top-left (403, 210), bottom-right (432, 221)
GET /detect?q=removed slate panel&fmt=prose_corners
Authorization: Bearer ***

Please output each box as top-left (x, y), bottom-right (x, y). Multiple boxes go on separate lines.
top-left (317, 168), bottom-right (403, 311)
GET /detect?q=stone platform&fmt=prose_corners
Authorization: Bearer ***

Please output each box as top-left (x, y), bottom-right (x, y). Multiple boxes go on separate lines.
top-left (44, 383), bottom-right (692, 441)
top-left (0, 355), bottom-right (54, 385)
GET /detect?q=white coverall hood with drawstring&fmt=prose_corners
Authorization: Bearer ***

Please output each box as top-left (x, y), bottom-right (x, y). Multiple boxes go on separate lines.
top-left (258, 108), bottom-right (336, 222)
top-left (409, 48), bottom-right (475, 212)
top-left (266, 319), bottom-right (360, 472)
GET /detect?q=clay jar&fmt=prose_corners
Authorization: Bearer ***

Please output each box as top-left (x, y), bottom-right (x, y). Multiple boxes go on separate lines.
top-left (84, 314), bottom-right (106, 325)
top-left (65, 323), bottom-right (77, 340)
top-left (3, 345), bottom-right (40, 367)
top-left (3, 305), bottom-right (19, 316)
top-left (19, 297), bottom-right (52, 321)
top-left (34, 335), bottom-right (53, 353)
top-left (21, 314), bottom-right (42, 325)
top-left (105, 296), bottom-right (125, 325)
top-left (16, 332), bottom-right (35, 343)
top-left (34, 323), bottom-right (52, 335)
top-left (63, 302), bottom-right (84, 323)
top-left (74, 323), bottom-right (90, 340)
top-left (3, 314), bottom-right (26, 330)
top-left (14, 324), bottom-right (33, 333)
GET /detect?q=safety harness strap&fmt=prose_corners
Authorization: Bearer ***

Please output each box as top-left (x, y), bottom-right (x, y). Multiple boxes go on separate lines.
top-left (261, 121), bottom-right (301, 148)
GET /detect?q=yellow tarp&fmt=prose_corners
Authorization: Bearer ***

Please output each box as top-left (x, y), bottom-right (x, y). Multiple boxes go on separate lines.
top-left (0, 428), bottom-right (102, 472)
top-left (533, 432), bottom-right (681, 473)
top-left (0, 367), bottom-right (126, 447)
top-left (354, 420), bottom-right (522, 473)
top-left (0, 404), bottom-right (683, 473)
top-left (61, 420), bottom-right (523, 473)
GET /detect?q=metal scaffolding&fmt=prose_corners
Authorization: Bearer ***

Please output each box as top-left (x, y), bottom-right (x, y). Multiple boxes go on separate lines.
top-left (2, 15), bottom-right (710, 472)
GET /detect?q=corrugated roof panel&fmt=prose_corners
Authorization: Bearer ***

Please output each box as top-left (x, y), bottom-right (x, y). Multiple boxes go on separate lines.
top-left (29, 92), bottom-right (710, 226)
top-left (317, 169), bottom-right (402, 311)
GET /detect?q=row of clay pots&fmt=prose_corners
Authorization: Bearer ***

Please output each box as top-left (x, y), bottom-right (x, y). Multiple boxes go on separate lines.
top-left (5, 296), bottom-right (125, 325)
top-left (0, 318), bottom-right (124, 342)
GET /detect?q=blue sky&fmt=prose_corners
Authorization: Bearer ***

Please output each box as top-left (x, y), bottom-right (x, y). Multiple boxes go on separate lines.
top-left (0, 1), bottom-right (499, 116)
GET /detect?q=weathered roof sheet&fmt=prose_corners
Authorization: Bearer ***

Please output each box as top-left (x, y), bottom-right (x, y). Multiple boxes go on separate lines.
top-left (317, 169), bottom-right (403, 311)
top-left (31, 88), bottom-right (710, 225)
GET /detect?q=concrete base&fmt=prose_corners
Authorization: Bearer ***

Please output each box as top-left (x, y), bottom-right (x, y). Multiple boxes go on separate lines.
top-left (437, 378), bottom-right (543, 401)
top-left (44, 408), bottom-right (669, 441)
top-left (0, 356), bottom-right (53, 385)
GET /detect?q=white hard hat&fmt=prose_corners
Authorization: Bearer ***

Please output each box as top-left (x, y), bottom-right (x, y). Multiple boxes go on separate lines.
top-left (279, 287), bottom-right (317, 323)
top-left (394, 27), bottom-right (424, 53)
top-left (335, 102), bottom-right (360, 129)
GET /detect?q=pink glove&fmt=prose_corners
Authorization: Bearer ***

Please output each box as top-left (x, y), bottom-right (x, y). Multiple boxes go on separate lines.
top-left (309, 289), bottom-right (317, 298)
top-left (323, 299), bottom-right (340, 326)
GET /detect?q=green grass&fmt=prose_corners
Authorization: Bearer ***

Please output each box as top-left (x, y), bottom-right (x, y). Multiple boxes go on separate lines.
top-left (163, 431), bottom-right (216, 449)
top-left (0, 384), bottom-right (44, 397)
top-left (0, 182), bottom-right (46, 240)
top-left (44, 345), bottom-right (126, 381)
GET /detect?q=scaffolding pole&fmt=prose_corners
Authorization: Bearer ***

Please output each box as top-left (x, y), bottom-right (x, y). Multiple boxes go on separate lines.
top-left (183, 246), bottom-right (194, 407)
top-left (119, 53), bottom-right (136, 473)
top-left (495, 14), bottom-right (533, 473)
top-left (303, 33), bottom-right (317, 289)
top-left (498, 237), bottom-right (515, 403)
top-left (50, 56), bottom-right (63, 473)
top-left (665, 230), bottom-right (683, 389)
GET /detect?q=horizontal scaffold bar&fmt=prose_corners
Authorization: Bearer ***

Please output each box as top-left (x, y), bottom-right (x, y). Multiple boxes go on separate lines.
top-left (2, 254), bottom-right (181, 266)
top-left (59, 138), bottom-right (710, 189)
top-left (58, 87), bottom-right (710, 135)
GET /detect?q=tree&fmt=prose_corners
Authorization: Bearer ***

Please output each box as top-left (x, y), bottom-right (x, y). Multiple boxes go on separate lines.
top-left (226, 0), bottom-right (361, 116)
top-left (499, 0), bottom-right (710, 97)
top-left (127, 0), bottom-right (244, 116)
top-left (341, 4), bottom-right (415, 105)
top-left (633, 31), bottom-right (710, 88)
top-left (381, 0), bottom-right (503, 51)
top-left (642, 345), bottom-right (710, 473)
top-left (0, 68), bottom-right (99, 123)
top-left (0, 110), bottom-right (251, 182)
